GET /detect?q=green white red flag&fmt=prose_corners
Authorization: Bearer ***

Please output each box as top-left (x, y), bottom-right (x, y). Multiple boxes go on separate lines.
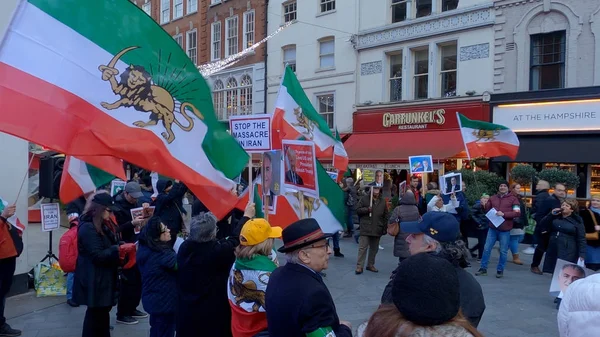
top-left (272, 67), bottom-right (348, 173)
top-left (59, 156), bottom-right (126, 204)
top-left (0, 0), bottom-right (248, 218)
top-left (457, 112), bottom-right (520, 160)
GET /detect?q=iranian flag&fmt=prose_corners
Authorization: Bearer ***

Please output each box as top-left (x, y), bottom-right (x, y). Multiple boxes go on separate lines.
top-left (457, 112), bottom-right (520, 159)
top-left (0, 197), bottom-right (25, 233)
top-left (272, 67), bottom-right (348, 173)
top-left (59, 156), bottom-right (127, 204)
top-left (0, 0), bottom-right (249, 219)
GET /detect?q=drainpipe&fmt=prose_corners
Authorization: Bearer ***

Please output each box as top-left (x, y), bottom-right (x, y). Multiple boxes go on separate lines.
top-left (263, 0), bottom-right (269, 114)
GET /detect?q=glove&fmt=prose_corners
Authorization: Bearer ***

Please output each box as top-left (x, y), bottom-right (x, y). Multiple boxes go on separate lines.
top-left (118, 243), bottom-right (136, 263)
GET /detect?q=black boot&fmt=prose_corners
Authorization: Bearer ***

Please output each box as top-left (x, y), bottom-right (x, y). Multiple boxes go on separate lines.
top-left (334, 248), bottom-right (344, 257)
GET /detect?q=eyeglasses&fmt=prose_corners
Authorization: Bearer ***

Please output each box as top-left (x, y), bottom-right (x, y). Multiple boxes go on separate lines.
top-left (309, 238), bottom-right (330, 250)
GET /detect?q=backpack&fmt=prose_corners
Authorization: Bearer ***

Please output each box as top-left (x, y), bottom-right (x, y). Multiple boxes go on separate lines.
top-left (58, 226), bottom-right (78, 273)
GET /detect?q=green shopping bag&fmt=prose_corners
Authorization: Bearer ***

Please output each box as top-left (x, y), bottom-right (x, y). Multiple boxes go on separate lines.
top-left (524, 211), bottom-right (536, 235)
top-left (34, 262), bottom-right (67, 297)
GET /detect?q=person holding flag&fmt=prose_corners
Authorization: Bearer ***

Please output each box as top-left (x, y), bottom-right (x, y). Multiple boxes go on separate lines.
top-left (0, 203), bottom-right (21, 337)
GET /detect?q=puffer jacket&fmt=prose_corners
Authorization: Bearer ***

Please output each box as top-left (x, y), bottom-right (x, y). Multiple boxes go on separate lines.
top-left (558, 273), bottom-right (600, 337)
top-left (485, 193), bottom-right (520, 232)
top-left (388, 191), bottom-right (420, 259)
top-left (356, 193), bottom-right (389, 237)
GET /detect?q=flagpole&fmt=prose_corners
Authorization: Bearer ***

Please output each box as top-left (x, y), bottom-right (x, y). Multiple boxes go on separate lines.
top-left (15, 154), bottom-right (35, 204)
top-left (456, 111), bottom-right (472, 160)
top-left (298, 191), bottom-right (305, 220)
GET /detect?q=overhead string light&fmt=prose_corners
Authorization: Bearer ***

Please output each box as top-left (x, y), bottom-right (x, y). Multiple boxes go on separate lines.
top-left (198, 21), bottom-right (295, 77)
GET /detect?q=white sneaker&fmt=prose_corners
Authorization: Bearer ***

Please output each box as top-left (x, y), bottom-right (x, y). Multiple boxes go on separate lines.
top-left (522, 246), bottom-right (535, 255)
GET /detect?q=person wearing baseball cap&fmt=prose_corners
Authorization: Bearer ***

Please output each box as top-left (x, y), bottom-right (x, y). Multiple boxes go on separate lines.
top-left (228, 218), bottom-right (282, 337)
top-left (380, 212), bottom-right (486, 328)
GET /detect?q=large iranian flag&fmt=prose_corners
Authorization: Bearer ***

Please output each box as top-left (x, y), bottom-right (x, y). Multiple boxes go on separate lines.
top-left (59, 156), bottom-right (126, 204)
top-left (272, 67), bottom-right (348, 173)
top-left (0, 0), bottom-right (249, 219)
top-left (457, 113), bottom-right (520, 159)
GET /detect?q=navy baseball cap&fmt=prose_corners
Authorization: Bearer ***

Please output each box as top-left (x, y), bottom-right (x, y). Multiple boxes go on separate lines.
top-left (400, 212), bottom-right (460, 243)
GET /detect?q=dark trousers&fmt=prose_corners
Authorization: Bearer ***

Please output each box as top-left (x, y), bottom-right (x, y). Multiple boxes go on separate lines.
top-left (0, 257), bottom-right (16, 326)
top-left (117, 266), bottom-right (141, 317)
top-left (460, 221), bottom-right (470, 250)
top-left (470, 229), bottom-right (489, 258)
top-left (531, 232), bottom-right (551, 268)
top-left (82, 306), bottom-right (111, 337)
top-left (149, 313), bottom-right (176, 337)
top-left (346, 207), bottom-right (354, 233)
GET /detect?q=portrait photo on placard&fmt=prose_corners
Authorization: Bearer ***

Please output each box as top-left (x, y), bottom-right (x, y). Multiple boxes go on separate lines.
top-left (442, 173), bottom-right (463, 195)
top-left (549, 259), bottom-right (594, 295)
top-left (261, 150), bottom-right (283, 206)
top-left (408, 155), bottom-right (434, 174)
top-left (282, 140), bottom-right (319, 197)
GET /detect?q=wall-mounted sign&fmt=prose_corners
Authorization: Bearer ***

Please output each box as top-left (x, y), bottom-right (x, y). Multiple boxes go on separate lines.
top-left (493, 99), bottom-right (600, 132)
top-left (382, 109), bottom-right (446, 130)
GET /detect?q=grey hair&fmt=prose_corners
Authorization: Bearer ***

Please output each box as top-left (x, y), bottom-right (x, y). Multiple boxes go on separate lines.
top-left (423, 235), bottom-right (443, 254)
top-left (188, 212), bottom-right (218, 243)
top-left (284, 250), bottom-right (303, 264)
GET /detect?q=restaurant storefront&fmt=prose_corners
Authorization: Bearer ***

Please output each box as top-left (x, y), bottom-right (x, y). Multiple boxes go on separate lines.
top-left (490, 87), bottom-right (600, 199)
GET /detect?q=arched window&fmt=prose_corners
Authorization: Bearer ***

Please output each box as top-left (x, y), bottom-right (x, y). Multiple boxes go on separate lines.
top-left (213, 79), bottom-right (225, 120)
top-left (226, 77), bottom-right (238, 117)
top-left (239, 75), bottom-right (253, 114)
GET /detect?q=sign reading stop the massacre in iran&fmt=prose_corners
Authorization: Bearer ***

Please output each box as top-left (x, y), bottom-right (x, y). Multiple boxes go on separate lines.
top-left (229, 115), bottom-right (272, 153)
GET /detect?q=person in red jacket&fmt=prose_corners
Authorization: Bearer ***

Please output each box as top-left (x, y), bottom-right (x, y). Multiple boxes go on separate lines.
top-left (0, 204), bottom-right (21, 337)
top-left (475, 180), bottom-right (520, 278)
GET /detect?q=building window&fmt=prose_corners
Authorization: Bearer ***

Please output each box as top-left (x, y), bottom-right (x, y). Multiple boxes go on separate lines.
top-left (283, 1), bottom-right (297, 23)
top-left (213, 80), bottom-right (225, 120)
top-left (239, 75), bottom-right (253, 114)
top-left (415, 0), bottom-right (431, 18)
top-left (186, 30), bottom-right (197, 65)
top-left (320, 0), bottom-right (335, 13)
top-left (173, 0), bottom-right (183, 19)
top-left (391, 0), bottom-right (408, 23)
top-left (530, 31), bottom-right (566, 90)
top-left (317, 93), bottom-right (335, 129)
top-left (283, 45), bottom-right (296, 72)
top-left (160, 0), bottom-right (170, 23)
top-left (211, 0), bottom-right (221, 4)
top-left (187, 0), bottom-right (197, 14)
top-left (319, 38), bottom-right (335, 69)
top-left (174, 34), bottom-right (183, 48)
top-left (226, 77), bottom-right (239, 118)
top-left (441, 0), bottom-right (458, 12)
top-left (440, 43), bottom-right (457, 97)
top-left (225, 16), bottom-right (239, 57)
top-left (413, 48), bottom-right (429, 99)
top-left (389, 53), bottom-right (402, 102)
top-left (243, 11), bottom-right (255, 48)
top-left (142, 1), bottom-right (151, 15)
top-left (211, 22), bottom-right (221, 61)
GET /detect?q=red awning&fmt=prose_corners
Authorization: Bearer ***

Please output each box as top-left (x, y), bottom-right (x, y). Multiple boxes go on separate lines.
top-left (344, 130), bottom-right (466, 163)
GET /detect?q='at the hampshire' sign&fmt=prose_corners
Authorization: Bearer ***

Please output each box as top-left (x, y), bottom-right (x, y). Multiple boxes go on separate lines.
top-left (229, 115), bottom-right (272, 153)
top-left (382, 109), bottom-right (446, 130)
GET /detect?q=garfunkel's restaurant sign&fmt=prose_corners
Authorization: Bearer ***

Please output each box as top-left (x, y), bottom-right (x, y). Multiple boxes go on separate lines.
top-left (382, 109), bottom-right (446, 130)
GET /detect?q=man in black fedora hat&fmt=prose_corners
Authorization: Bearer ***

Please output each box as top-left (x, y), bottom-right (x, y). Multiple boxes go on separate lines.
top-left (265, 218), bottom-right (352, 337)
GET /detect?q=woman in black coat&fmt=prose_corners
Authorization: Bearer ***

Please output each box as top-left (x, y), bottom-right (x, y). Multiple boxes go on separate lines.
top-left (542, 199), bottom-right (587, 274)
top-left (176, 203), bottom-right (254, 337)
top-left (73, 192), bottom-right (124, 337)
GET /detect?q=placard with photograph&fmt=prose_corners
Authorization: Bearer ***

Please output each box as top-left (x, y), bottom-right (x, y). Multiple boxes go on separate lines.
top-left (441, 172), bottom-right (462, 195)
top-left (282, 140), bottom-right (319, 197)
top-left (399, 181), bottom-right (407, 196)
top-left (409, 155), bottom-right (434, 174)
top-left (261, 150), bottom-right (283, 214)
top-left (130, 206), bottom-right (155, 220)
top-left (110, 179), bottom-right (127, 196)
top-left (549, 259), bottom-right (594, 295)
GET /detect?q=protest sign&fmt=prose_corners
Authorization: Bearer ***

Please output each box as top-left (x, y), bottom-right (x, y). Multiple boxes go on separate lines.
top-left (229, 115), bottom-right (272, 153)
top-left (41, 203), bottom-right (60, 232)
top-left (262, 150), bottom-right (283, 213)
top-left (110, 179), bottom-right (126, 196)
top-left (282, 140), bottom-right (318, 197)
top-left (409, 155), bottom-right (434, 174)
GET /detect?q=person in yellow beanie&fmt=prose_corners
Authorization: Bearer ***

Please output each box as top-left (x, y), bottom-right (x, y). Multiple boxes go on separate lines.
top-left (227, 218), bottom-right (282, 337)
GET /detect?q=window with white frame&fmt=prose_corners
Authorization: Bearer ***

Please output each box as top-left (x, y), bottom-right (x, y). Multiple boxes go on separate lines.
top-left (174, 34), bottom-right (183, 48)
top-left (441, 0), bottom-right (458, 12)
top-left (239, 75), bottom-right (253, 114)
top-left (213, 80), bottom-right (226, 120)
top-left (187, 0), bottom-right (198, 14)
top-left (186, 30), bottom-right (197, 65)
top-left (316, 93), bottom-right (335, 129)
top-left (283, 45), bottom-right (296, 72)
top-left (415, 0), bottom-right (431, 18)
top-left (319, 38), bottom-right (335, 69)
top-left (225, 16), bottom-right (239, 57)
top-left (283, 1), bottom-right (297, 23)
top-left (320, 0), bottom-right (335, 13)
top-left (160, 0), bottom-right (170, 23)
top-left (173, 0), bottom-right (183, 19)
top-left (243, 11), bottom-right (255, 48)
top-left (226, 77), bottom-right (239, 118)
top-left (142, 1), bottom-right (151, 15)
top-left (440, 43), bottom-right (457, 97)
top-left (413, 48), bottom-right (429, 99)
top-left (391, 0), bottom-right (408, 23)
top-left (211, 22), bottom-right (221, 61)
top-left (389, 53), bottom-right (402, 102)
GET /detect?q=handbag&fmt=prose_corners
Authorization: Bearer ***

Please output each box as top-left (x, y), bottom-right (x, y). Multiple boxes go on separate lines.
top-left (387, 221), bottom-right (399, 237)
top-left (6, 221), bottom-right (23, 257)
top-left (586, 210), bottom-right (600, 240)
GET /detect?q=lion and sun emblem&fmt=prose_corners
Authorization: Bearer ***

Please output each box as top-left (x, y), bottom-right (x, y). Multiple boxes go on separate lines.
top-left (98, 46), bottom-right (203, 144)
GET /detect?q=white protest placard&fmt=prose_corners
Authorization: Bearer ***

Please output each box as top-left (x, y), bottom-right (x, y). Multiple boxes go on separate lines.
top-left (229, 115), bottom-right (272, 153)
top-left (41, 203), bottom-right (60, 232)
top-left (110, 179), bottom-right (127, 197)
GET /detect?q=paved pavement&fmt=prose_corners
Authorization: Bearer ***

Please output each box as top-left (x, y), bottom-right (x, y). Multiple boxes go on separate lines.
top-left (6, 235), bottom-right (560, 337)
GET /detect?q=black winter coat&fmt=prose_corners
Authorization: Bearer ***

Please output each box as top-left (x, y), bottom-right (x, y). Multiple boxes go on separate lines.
top-left (266, 263), bottom-right (352, 337)
top-left (152, 180), bottom-right (187, 234)
top-left (534, 193), bottom-right (561, 233)
top-left (542, 214), bottom-right (587, 274)
top-left (137, 243), bottom-right (177, 314)
top-left (113, 192), bottom-right (140, 243)
top-left (175, 216), bottom-right (247, 337)
top-left (580, 208), bottom-right (600, 248)
top-left (73, 215), bottom-right (120, 308)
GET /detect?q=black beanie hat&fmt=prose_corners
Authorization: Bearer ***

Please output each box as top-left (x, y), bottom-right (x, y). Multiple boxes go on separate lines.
top-left (392, 253), bottom-right (460, 326)
top-left (498, 180), bottom-right (509, 189)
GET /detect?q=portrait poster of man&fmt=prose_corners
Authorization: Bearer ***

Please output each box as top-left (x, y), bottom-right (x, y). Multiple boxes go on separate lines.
top-left (261, 150), bottom-right (283, 212)
top-left (549, 259), bottom-right (594, 296)
top-left (282, 140), bottom-right (319, 197)
top-left (408, 155), bottom-right (434, 174)
top-left (398, 181), bottom-right (407, 196)
top-left (442, 173), bottom-right (463, 195)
